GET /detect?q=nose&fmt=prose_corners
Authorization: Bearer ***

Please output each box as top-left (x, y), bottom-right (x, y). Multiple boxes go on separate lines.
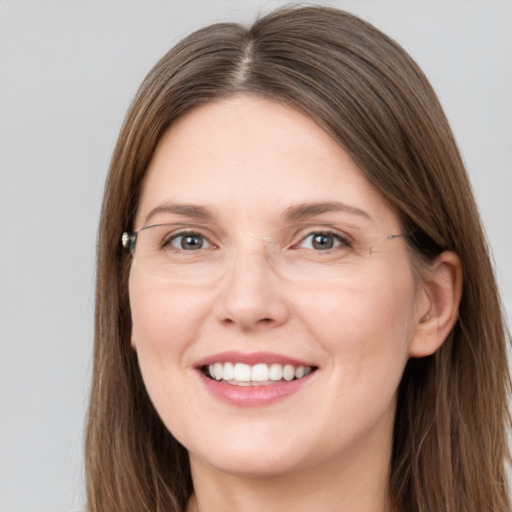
top-left (213, 246), bottom-right (289, 332)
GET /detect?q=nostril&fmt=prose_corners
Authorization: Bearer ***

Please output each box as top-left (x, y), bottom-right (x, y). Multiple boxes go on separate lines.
top-left (221, 316), bottom-right (277, 330)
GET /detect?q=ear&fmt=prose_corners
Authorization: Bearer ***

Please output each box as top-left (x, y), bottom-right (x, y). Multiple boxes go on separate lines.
top-left (409, 251), bottom-right (463, 358)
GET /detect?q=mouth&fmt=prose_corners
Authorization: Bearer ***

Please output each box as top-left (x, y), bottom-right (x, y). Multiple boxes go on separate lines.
top-left (201, 362), bottom-right (317, 386)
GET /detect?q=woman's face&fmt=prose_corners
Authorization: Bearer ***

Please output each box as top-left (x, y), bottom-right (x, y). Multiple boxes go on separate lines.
top-left (129, 96), bottom-right (426, 480)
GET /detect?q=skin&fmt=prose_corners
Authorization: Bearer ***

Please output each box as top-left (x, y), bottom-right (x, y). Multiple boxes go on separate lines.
top-left (129, 96), bottom-right (461, 512)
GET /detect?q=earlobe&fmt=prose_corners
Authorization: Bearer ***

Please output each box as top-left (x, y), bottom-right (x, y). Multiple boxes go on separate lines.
top-left (409, 251), bottom-right (463, 358)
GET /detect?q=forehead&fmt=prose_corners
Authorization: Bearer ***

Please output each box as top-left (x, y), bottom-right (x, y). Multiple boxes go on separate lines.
top-left (135, 95), bottom-right (399, 231)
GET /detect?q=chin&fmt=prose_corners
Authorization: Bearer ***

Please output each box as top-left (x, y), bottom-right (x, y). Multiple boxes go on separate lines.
top-left (189, 443), bottom-right (308, 479)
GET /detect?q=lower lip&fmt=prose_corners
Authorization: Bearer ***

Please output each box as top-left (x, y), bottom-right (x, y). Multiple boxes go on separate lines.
top-left (198, 372), bottom-right (315, 407)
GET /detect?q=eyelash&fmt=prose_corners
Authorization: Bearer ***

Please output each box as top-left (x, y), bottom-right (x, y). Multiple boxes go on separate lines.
top-left (163, 231), bottom-right (214, 251)
top-left (162, 229), bottom-right (352, 252)
top-left (294, 230), bottom-right (353, 251)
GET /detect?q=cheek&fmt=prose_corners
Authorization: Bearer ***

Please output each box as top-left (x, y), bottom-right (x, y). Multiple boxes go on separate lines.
top-left (295, 270), bottom-right (416, 378)
top-left (128, 273), bottom-right (212, 433)
top-left (128, 274), bottom-right (201, 392)
top-left (129, 272), bottom-right (208, 353)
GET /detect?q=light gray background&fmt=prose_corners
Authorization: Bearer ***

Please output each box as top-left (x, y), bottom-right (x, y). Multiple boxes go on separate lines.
top-left (0, 1), bottom-right (510, 511)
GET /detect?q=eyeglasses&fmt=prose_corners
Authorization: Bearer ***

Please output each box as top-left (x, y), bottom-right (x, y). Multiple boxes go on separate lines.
top-left (122, 222), bottom-right (409, 283)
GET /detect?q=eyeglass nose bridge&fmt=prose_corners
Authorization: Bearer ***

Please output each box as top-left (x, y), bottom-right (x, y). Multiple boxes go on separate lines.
top-left (216, 233), bottom-right (280, 273)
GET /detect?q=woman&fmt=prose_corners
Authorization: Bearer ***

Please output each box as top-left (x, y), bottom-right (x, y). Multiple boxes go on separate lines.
top-left (85, 6), bottom-right (511, 512)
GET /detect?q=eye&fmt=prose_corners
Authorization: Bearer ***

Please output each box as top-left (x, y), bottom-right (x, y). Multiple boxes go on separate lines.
top-left (298, 232), bottom-right (350, 251)
top-left (166, 232), bottom-right (211, 251)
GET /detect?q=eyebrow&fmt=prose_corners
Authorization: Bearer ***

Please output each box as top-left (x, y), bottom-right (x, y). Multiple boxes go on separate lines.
top-left (144, 203), bottom-right (214, 225)
top-left (143, 200), bottom-right (372, 226)
top-left (282, 201), bottom-right (372, 223)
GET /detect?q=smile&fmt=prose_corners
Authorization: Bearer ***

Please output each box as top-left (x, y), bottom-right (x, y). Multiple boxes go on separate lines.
top-left (204, 362), bottom-right (315, 386)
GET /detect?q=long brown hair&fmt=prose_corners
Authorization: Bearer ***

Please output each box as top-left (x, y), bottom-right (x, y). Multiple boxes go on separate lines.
top-left (86, 6), bottom-right (510, 511)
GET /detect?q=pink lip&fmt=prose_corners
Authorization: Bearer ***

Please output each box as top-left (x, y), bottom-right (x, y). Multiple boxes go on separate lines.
top-left (194, 350), bottom-right (315, 368)
top-left (194, 351), bottom-right (318, 407)
top-left (198, 371), bottom-right (315, 407)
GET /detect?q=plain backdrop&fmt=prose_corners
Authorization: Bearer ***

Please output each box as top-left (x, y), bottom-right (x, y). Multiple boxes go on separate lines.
top-left (0, 1), bottom-right (511, 511)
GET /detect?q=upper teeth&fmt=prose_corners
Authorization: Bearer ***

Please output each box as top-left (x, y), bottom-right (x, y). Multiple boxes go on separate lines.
top-left (207, 362), bottom-right (312, 384)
